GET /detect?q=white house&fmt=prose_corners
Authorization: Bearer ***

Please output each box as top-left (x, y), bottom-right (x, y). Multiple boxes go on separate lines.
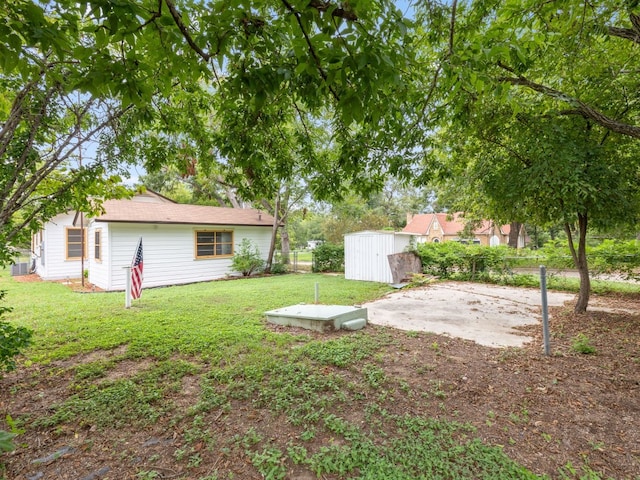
top-left (344, 230), bottom-right (416, 283)
top-left (32, 191), bottom-right (275, 291)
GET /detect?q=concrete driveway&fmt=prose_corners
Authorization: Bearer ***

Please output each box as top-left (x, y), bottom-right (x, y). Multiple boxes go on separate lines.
top-left (362, 282), bottom-right (576, 348)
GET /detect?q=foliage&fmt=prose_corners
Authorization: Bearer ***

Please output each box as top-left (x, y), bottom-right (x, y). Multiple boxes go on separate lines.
top-left (299, 334), bottom-right (385, 368)
top-left (420, 0), bottom-right (640, 142)
top-left (288, 211), bottom-right (326, 249)
top-left (1, 0), bottom-right (423, 268)
top-left (312, 243), bottom-right (344, 273)
top-left (0, 414), bottom-right (23, 457)
top-left (88, 0), bottom-right (424, 202)
top-left (587, 240), bottom-right (640, 281)
top-left (231, 239), bottom-right (265, 277)
top-left (511, 241), bottom-right (640, 280)
top-left (487, 272), bottom-right (640, 297)
top-left (269, 262), bottom-right (287, 275)
top-left (571, 334), bottom-right (597, 355)
top-left (416, 243), bottom-right (511, 278)
top-left (322, 209), bottom-right (391, 244)
top-left (0, 1), bottom-right (149, 266)
top-left (0, 290), bottom-right (32, 374)
top-left (0, 430), bottom-right (16, 454)
top-left (319, 183), bottom-right (433, 244)
top-left (416, 0), bottom-right (640, 313)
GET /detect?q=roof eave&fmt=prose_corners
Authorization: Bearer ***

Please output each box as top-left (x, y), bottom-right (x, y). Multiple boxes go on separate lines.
top-left (93, 219), bottom-right (274, 227)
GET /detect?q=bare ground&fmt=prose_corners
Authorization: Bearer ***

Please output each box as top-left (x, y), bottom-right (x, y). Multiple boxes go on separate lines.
top-left (0, 293), bottom-right (639, 479)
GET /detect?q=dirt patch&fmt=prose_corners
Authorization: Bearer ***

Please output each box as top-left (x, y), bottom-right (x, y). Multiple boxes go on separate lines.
top-left (100, 358), bottom-right (155, 383)
top-left (10, 274), bottom-right (42, 283)
top-left (1, 293), bottom-right (639, 479)
top-left (11, 274), bottom-right (103, 292)
top-left (50, 345), bottom-right (129, 369)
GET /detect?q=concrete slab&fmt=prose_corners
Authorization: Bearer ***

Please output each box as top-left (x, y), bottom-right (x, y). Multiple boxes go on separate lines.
top-left (265, 304), bottom-right (367, 332)
top-left (362, 282), bottom-right (576, 348)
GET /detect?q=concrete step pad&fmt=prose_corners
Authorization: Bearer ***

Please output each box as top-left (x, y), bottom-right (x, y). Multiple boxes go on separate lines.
top-left (340, 318), bottom-right (367, 331)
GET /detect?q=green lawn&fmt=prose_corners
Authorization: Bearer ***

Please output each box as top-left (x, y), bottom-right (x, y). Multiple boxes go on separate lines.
top-left (1, 272), bottom-right (547, 479)
top-left (2, 272), bottom-right (389, 363)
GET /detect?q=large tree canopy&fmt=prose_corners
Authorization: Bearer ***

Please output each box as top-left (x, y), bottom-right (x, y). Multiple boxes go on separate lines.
top-left (428, 0), bottom-right (640, 138)
top-left (417, 0), bottom-right (640, 312)
top-left (1, 0), bottom-right (421, 264)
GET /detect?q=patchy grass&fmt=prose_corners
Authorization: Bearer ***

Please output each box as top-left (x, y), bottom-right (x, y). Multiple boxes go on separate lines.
top-left (1, 270), bottom-right (638, 479)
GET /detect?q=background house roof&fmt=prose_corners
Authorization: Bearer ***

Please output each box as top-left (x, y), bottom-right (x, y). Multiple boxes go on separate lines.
top-left (403, 213), bottom-right (507, 236)
top-left (93, 196), bottom-right (275, 227)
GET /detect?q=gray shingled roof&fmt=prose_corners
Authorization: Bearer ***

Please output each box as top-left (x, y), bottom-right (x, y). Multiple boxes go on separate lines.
top-left (92, 198), bottom-right (275, 227)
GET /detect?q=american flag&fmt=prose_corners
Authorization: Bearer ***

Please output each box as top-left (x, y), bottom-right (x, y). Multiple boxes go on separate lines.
top-left (131, 238), bottom-right (143, 300)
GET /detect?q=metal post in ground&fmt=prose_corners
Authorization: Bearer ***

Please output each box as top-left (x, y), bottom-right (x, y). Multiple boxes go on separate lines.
top-left (540, 265), bottom-right (551, 356)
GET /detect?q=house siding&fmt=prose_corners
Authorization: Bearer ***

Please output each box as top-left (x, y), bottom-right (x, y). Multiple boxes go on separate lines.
top-left (35, 212), bottom-right (87, 281)
top-left (345, 231), bottom-right (414, 283)
top-left (89, 223), bottom-right (272, 291)
top-left (87, 222), bottom-right (111, 289)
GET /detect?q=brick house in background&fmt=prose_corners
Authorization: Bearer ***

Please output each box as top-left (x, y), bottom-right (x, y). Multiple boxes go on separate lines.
top-left (402, 213), bottom-right (526, 248)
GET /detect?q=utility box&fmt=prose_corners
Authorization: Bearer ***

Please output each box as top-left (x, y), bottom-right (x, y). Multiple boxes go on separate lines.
top-left (11, 262), bottom-right (29, 276)
top-left (344, 231), bottom-right (416, 283)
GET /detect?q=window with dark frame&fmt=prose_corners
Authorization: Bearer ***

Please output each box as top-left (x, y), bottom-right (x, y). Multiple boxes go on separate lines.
top-left (195, 231), bottom-right (233, 258)
top-left (66, 227), bottom-right (86, 260)
top-left (94, 230), bottom-right (102, 261)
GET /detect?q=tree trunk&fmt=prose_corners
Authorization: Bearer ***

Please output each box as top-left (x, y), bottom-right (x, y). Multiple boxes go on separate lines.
top-left (265, 194), bottom-right (280, 273)
top-left (280, 226), bottom-right (291, 265)
top-left (564, 214), bottom-right (590, 313)
top-left (508, 221), bottom-right (522, 248)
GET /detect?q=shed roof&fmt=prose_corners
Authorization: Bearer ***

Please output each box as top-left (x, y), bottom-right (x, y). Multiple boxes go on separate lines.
top-left (344, 230), bottom-right (415, 237)
top-left (92, 196), bottom-right (274, 227)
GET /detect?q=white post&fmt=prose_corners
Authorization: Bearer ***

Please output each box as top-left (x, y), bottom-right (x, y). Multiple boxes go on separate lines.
top-left (124, 266), bottom-right (132, 309)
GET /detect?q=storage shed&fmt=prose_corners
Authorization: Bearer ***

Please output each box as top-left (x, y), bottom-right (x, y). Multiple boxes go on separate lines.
top-left (344, 231), bottom-right (416, 283)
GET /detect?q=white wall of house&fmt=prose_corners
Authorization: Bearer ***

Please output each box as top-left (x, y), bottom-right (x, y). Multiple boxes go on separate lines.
top-left (34, 212), bottom-right (88, 281)
top-left (344, 231), bottom-right (415, 283)
top-left (87, 221), bottom-right (110, 289)
top-left (87, 222), bottom-right (272, 291)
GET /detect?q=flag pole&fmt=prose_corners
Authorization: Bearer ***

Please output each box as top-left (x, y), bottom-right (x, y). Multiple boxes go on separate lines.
top-left (124, 266), bottom-right (132, 308)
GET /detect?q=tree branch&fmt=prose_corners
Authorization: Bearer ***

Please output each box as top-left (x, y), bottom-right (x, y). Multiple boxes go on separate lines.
top-left (281, 0), bottom-right (340, 103)
top-left (496, 65), bottom-right (640, 139)
top-left (163, 0), bottom-right (211, 62)
top-left (478, 132), bottom-right (531, 168)
top-left (0, 73), bottom-right (46, 158)
top-left (448, 0), bottom-right (458, 57)
top-left (607, 26), bottom-right (640, 44)
top-left (607, 12), bottom-right (640, 44)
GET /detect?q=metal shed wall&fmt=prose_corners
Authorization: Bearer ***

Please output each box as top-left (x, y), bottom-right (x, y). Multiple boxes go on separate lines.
top-left (344, 231), bottom-right (414, 283)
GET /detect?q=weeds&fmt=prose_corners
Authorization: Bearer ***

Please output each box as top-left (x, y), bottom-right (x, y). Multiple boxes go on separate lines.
top-left (136, 471), bottom-right (160, 480)
top-left (2, 270), bottom-right (623, 479)
top-left (247, 447), bottom-right (286, 480)
top-left (572, 334), bottom-right (597, 355)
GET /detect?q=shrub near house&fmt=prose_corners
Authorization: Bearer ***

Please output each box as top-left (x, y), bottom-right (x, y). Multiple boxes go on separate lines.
top-left (416, 243), bottom-right (511, 278)
top-left (312, 243), bottom-right (344, 272)
top-left (231, 239), bottom-right (265, 276)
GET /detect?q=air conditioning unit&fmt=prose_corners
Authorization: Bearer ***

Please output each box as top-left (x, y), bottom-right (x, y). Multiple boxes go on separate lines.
top-left (10, 262), bottom-right (29, 276)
